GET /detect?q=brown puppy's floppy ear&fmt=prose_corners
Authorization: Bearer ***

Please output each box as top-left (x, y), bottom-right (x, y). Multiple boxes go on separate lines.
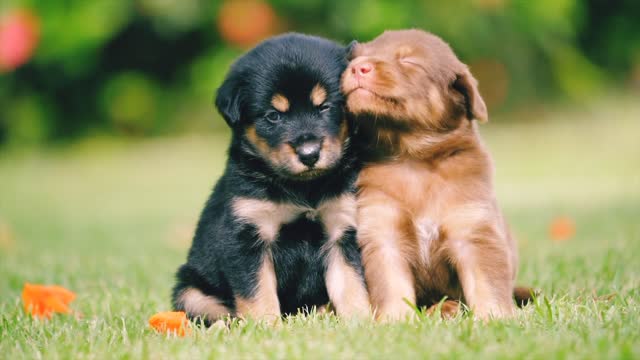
top-left (346, 40), bottom-right (358, 60)
top-left (452, 68), bottom-right (488, 123)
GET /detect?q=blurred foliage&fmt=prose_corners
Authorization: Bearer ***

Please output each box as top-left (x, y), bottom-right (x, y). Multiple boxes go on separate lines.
top-left (0, 0), bottom-right (639, 145)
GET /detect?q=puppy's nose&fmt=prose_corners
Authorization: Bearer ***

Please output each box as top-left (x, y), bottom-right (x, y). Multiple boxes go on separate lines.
top-left (351, 62), bottom-right (373, 77)
top-left (295, 140), bottom-right (322, 167)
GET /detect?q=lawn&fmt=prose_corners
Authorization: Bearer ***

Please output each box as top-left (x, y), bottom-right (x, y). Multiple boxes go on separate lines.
top-left (1, 97), bottom-right (639, 359)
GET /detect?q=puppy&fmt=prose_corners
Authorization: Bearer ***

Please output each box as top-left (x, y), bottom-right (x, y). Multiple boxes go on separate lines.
top-left (342, 29), bottom-right (529, 320)
top-left (172, 33), bottom-right (370, 324)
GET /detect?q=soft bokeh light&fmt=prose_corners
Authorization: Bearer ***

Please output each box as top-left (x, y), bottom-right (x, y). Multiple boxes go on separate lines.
top-left (549, 217), bottom-right (577, 242)
top-left (0, 9), bottom-right (40, 72)
top-left (100, 72), bottom-right (159, 135)
top-left (138, 0), bottom-right (205, 31)
top-left (217, 0), bottom-right (279, 48)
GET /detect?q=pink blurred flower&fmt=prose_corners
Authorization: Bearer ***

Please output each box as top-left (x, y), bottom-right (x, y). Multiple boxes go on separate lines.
top-left (0, 9), bottom-right (40, 73)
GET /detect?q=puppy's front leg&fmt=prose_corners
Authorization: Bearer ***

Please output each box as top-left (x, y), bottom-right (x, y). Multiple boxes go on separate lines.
top-left (358, 190), bottom-right (416, 321)
top-left (229, 197), bottom-right (294, 321)
top-left (234, 251), bottom-right (281, 321)
top-left (449, 226), bottom-right (516, 320)
top-left (324, 232), bottom-right (370, 319)
top-left (318, 194), bottom-right (370, 318)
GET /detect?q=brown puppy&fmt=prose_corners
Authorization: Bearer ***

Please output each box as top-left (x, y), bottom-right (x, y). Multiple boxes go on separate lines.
top-left (343, 29), bottom-right (527, 321)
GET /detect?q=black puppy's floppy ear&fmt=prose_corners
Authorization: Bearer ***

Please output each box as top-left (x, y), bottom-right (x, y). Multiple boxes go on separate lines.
top-left (214, 73), bottom-right (244, 127)
top-left (452, 67), bottom-right (488, 123)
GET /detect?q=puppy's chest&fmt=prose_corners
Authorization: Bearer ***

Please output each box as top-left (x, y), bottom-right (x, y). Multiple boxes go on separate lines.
top-left (231, 195), bottom-right (356, 247)
top-left (360, 160), bottom-right (447, 211)
top-left (360, 161), bottom-right (452, 267)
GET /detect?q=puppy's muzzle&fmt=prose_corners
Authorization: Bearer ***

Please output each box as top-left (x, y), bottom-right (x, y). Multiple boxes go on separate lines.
top-left (292, 137), bottom-right (323, 168)
top-left (350, 61), bottom-right (374, 79)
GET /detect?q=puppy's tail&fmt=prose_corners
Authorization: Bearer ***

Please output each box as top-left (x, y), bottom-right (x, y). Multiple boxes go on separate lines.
top-left (514, 286), bottom-right (539, 307)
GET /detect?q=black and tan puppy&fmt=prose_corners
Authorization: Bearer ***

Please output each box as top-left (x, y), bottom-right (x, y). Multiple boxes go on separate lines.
top-left (172, 33), bottom-right (370, 324)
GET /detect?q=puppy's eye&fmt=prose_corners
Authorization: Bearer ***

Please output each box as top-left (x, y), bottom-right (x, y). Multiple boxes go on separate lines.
top-left (265, 111), bottom-right (281, 123)
top-left (319, 104), bottom-right (332, 113)
top-left (399, 58), bottom-right (420, 67)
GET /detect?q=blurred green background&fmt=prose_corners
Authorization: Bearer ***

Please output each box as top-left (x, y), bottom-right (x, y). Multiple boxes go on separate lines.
top-left (1, 0), bottom-right (639, 145)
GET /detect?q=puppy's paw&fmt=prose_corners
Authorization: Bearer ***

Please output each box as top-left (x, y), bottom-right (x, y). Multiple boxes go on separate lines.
top-left (375, 301), bottom-right (416, 323)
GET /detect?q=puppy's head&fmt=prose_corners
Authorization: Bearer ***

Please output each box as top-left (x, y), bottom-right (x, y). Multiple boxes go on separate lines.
top-left (216, 33), bottom-right (351, 180)
top-left (342, 29), bottom-right (487, 131)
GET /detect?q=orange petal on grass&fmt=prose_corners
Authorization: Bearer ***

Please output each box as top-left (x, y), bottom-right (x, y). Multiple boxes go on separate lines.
top-left (45, 285), bottom-right (76, 303)
top-left (149, 311), bottom-right (191, 336)
top-left (549, 216), bottom-right (576, 242)
top-left (22, 283), bottom-right (76, 318)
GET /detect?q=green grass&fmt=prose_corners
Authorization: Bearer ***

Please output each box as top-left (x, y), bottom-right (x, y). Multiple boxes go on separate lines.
top-left (1, 97), bottom-right (639, 359)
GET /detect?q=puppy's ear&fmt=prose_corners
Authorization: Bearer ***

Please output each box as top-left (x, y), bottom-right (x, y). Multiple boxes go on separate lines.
top-left (346, 40), bottom-right (359, 60)
top-left (452, 68), bottom-right (488, 123)
top-left (215, 73), bottom-right (244, 127)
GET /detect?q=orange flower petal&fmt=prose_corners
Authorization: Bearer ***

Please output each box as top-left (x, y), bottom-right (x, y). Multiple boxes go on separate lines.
top-left (22, 283), bottom-right (76, 318)
top-left (149, 311), bottom-right (191, 336)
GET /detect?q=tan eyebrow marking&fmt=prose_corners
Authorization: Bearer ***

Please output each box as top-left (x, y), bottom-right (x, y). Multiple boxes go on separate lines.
top-left (310, 84), bottom-right (327, 106)
top-left (271, 93), bottom-right (290, 112)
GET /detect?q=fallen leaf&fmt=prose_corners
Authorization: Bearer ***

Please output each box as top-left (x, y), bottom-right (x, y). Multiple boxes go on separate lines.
top-left (22, 283), bottom-right (76, 318)
top-left (549, 216), bottom-right (576, 241)
top-left (149, 311), bottom-right (191, 336)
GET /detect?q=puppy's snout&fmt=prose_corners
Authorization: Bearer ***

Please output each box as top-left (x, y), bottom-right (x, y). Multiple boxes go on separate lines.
top-left (351, 62), bottom-right (373, 77)
top-left (294, 139), bottom-right (323, 167)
